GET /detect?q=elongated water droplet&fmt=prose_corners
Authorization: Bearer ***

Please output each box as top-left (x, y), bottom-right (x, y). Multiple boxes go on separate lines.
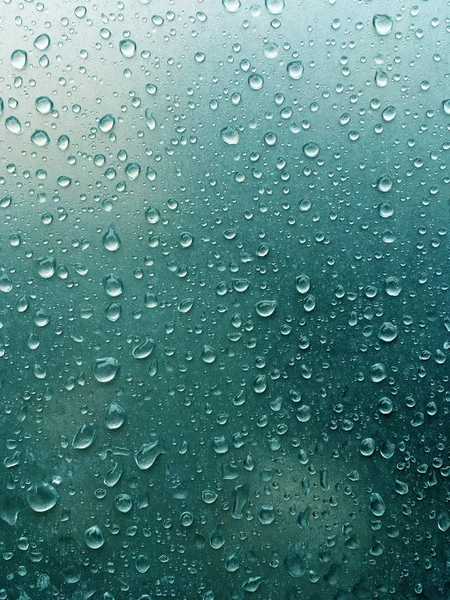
top-left (72, 422), bottom-right (98, 449)
top-left (369, 493), bottom-right (386, 516)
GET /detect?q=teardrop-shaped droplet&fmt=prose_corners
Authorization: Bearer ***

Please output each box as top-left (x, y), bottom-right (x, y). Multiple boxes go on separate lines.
top-left (98, 114), bottom-right (115, 133)
top-left (11, 49), bottom-right (28, 70)
top-left (145, 205), bottom-right (160, 224)
top-left (296, 274), bottom-right (310, 294)
top-left (103, 274), bottom-right (123, 297)
top-left (5, 116), bottom-right (22, 134)
top-left (57, 134), bottom-right (70, 150)
top-left (135, 438), bottom-right (163, 470)
top-left (369, 493), bottom-right (386, 516)
top-left (119, 39), bottom-right (137, 58)
top-left (31, 129), bottom-right (50, 147)
top-left (72, 422), bottom-right (98, 449)
top-left (145, 108), bottom-right (156, 130)
top-left (26, 483), bottom-right (59, 513)
top-left (178, 297), bottom-right (194, 313)
top-left (132, 338), bottom-right (155, 359)
top-left (255, 300), bottom-right (277, 317)
top-left (92, 357), bottom-right (121, 382)
top-left (104, 402), bottom-right (126, 430)
top-left (102, 226), bottom-right (121, 251)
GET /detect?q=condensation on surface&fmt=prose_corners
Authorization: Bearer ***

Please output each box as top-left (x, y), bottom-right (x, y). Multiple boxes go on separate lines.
top-left (0, 1), bottom-right (449, 599)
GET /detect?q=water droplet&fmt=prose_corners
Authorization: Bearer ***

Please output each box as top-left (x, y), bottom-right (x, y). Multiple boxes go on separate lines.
top-left (369, 493), bottom-right (386, 516)
top-left (34, 34), bottom-right (51, 50)
top-left (5, 116), bottom-right (22, 134)
top-left (375, 70), bottom-right (388, 87)
top-left (178, 298), bottom-right (194, 313)
top-left (303, 142), bottom-right (320, 158)
top-left (135, 437), bottom-right (163, 470)
top-left (102, 226), bottom-right (121, 251)
top-left (72, 422), bottom-right (98, 449)
top-left (373, 14), bottom-right (393, 36)
top-left (26, 483), bottom-right (59, 513)
top-left (296, 405), bottom-right (311, 422)
top-left (370, 363), bottom-right (387, 383)
top-left (360, 437), bottom-right (376, 456)
top-left (145, 205), bottom-right (160, 223)
top-left (115, 493), bottom-right (132, 513)
top-left (98, 114), bottom-right (115, 133)
top-left (382, 105), bottom-right (396, 122)
top-left (57, 134), bottom-right (70, 150)
top-left (378, 321), bottom-right (398, 342)
top-left (180, 231), bottom-right (194, 248)
top-left (385, 276), bottom-right (401, 296)
top-left (259, 505), bottom-right (276, 525)
top-left (145, 108), bottom-right (156, 130)
top-left (11, 49), bottom-right (27, 70)
top-left (92, 357), bottom-right (121, 382)
top-left (377, 174), bottom-right (393, 192)
top-left (222, 0), bottom-right (241, 12)
top-left (119, 39), bottom-right (137, 58)
top-left (296, 274), bottom-right (310, 294)
top-left (248, 73), bottom-right (264, 90)
top-left (221, 126), bottom-right (239, 145)
top-left (125, 162), bottom-right (141, 180)
top-left (303, 294), bottom-right (316, 312)
top-left (35, 96), bottom-right (54, 114)
top-left (103, 274), bottom-right (123, 297)
top-left (202, 345), bottom-right (216, 364)
top-left (255, 300), bottom-right (277, 317)
top-left (265, 0), bottom-right (284, 14)
top-left (442, 99), bottom-right (450, 115)
top-left (85, 525), bottom-right (104, 549)
top-left (132, 337), bottom-right (155, 359)
top-left (378, 397), bottom-right (393, 415)
top-left (104, 402), bottom-right (126, 430)
top-left (31, 129), bottom-right (50, 147)
top-left (287, 60), bottom-right (304, 80)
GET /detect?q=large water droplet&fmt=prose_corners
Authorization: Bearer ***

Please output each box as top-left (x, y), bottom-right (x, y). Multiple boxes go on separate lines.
top-left (103, 274), bottom-right (123, 297)
top-left (221, 126), bottom-right (239, 145)
top-left (255, 300), bottom-right (277, 317)
top-left (119, 39), bottom-right (137, 58)
top-left (85, 525), bottom-right (104, 549)
top-left (287, 61), bottom-right (304, 80)
top-left (378, 321), bottom-right (398, 343)
top-left (92, 357), bottom-right (121, 382)
top-left (369, 493), bottom-right (386, 516)
top-left (34, 33), bottom-right (51, 50)
top-left (35, 96), bottom-right (54, 114)
top-left (102, 226), bottom-right (121, 251)
top-left (104, 403), bottom-right (126, 430)
top-left (303, 142), bottom-right (320, 158)
top-left (11, 49), bottom-right (27, 70)
top-left (26, 483), bottom-right (59, 513)
top-left (31, 129), bottom-right (50, 147)
top-left (373, 14), bottom-right (393, 36)
top-left (222, 0), bottom-right (241, 12)
top-left (265, 0), bottom-right (284, 14)
top-left (135, 437), bottom-right (163, 470)
top-left (5, 116), bottom-right (22, 134)
top-left (72, 422), bottom-right (98, 449)
top-left (98, 114), bottom-right (115, 133)
top-left (132, 337), bottom-right (155, 359)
